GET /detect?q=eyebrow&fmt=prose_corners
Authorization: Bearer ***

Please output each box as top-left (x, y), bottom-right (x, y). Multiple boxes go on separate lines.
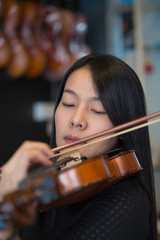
top-left (63, 89), bottom-right (101, 101)
top-left (64, 89), bottom-right (76, 96)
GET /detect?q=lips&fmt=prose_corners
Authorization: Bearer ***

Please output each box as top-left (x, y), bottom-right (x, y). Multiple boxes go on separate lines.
top-left (64, 135), bottom-right (81, 143)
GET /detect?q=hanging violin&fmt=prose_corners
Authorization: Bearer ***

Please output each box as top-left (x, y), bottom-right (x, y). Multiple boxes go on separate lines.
top-left (3, 0), bottom-right (29, 78)
top-left (69, 12), bottom-right (91, 60)
top-left (20, 1), bottom-right (47, 79)
top-left (0, 0), bottom-right (11, 70)
top-left (43, 6), bottom-right (71, 81)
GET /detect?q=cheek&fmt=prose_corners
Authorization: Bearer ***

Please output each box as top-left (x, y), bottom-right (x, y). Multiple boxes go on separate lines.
top-left (94, 118), bottom-right (114, 134)
top-left (95, 136), bottom-right (117, 154)
top-left (80, 121), bottom-right (117, 158)
top-left (55, 106), bottom-right (64, 128)
top-left (55, 109), bottom-right (63, 142)
top-left (102, 137), bottom-right (118, 151)
top-left (79, 137), bottom-right (118, 159)
top-left (89, 118), bottom-right (116, 154)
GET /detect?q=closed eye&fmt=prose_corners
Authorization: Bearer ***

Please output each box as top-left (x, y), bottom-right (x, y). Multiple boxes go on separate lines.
top-left (91, 109), bottom-right (106, 114)
top-left (62, 102), bottom-right (74, 107)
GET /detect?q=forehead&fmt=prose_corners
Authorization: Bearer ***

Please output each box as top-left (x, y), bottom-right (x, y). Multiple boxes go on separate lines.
top-left (64, 67), bottom-right (97, 94)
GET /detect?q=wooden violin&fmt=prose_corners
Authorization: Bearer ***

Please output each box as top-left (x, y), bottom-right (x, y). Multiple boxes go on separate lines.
top-left (3, 0), bottom-right (29, 78)
top-left (20, 1), bottom-right (47, 79)
top-left (43, 6), bottom-right (70, 81)
top-left (0, 149), bottom-right (142, 228)
top-left (0, 111), bottom-right (160, 228)
top-left (60, 9), bottom-right (77, 66)
top-left (0, 0), bottom-right (11, 69)
top-left (69, 12), bottom-right (91, 60)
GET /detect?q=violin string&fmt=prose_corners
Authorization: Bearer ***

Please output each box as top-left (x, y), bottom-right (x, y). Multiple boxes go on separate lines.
top-left (53, 118), bottom-right (160, 158)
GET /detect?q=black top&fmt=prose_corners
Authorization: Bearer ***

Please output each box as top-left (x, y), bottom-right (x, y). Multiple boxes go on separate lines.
top-left (20, 177), bottom-right (150, 240)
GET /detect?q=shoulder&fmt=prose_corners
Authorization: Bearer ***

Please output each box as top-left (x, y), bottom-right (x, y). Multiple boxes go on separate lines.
top-left (96, 176), bottom-right (150, 208)
top-left (60, 177), bottom-right (150, 240)
top-left (83, 176), bottom-right (150, 217)
top-left (87, 177), bottom-right (150, 225)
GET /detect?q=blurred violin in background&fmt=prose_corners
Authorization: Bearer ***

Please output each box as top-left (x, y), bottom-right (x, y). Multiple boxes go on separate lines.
top-left (3, 0), bottom-right (29, 78)
top-left (20, 1), bottom-right (47, 79)
top-left (0, 0), bottom-right (11, 70)
top-left (33, 2), bottom-right (49, 70)
top-left (0, 0), bottom-right (91, 81)
top-left (61, 9), bottom-right (77, 66)
top-left (43, 6), bottom-right (71, 81)
top-left (69, 12), bottom-right (91, 60)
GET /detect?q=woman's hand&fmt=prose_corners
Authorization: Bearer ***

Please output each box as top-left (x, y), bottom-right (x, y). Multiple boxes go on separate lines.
top-left (0, 141), bottom-right (53, 200)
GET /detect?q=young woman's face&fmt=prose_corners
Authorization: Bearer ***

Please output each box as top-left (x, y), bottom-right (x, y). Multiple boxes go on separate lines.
top-left (55, 67), bottom-right (117, 159)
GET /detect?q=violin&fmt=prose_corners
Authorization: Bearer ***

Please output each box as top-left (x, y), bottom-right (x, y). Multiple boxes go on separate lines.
top-left (20, 1), bottom-right (47, 79)
top-left (43, 6), bottom-right (71, 81)
top-left (60, 9), bottom-right (77, 66)
top-left (69, 12), bottom-right (91, 60)
top-left (0, 0), bottom-right (11, 69)
top-left (0, 111), bottom-right (160, 228)
top-left (0, 150), bottom-right (142, 228)
top-left (3, 0), bottom-right (29, 78)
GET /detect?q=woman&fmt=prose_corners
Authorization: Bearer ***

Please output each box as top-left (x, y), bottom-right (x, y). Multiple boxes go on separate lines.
top-left (0, 54), bottom-right (157, 240)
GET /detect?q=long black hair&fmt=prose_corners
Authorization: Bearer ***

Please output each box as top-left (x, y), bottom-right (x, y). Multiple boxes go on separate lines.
top-left (50, 53), bottom-right (157, 240)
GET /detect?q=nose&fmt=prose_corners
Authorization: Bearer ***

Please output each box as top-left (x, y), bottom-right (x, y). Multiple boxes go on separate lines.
top-left (70, 120), bottom-right (85, 129)
top-left (70, 111), bottom-right (87, 130)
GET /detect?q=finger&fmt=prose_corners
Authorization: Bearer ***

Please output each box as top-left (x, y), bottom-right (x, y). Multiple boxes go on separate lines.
top-left (20, 141), bottom-right (53, 158)
top-left (27, 149), bottom-right (53, 166)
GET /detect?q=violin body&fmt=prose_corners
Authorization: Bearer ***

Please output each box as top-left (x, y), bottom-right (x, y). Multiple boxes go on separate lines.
top-left (0, 150), bottom-right (142, 228)
top-left (20, 1), bottom-right (47, 79)
top-left (0, 30), bottom-right (11, 69)
top-left (38, 150), bottom-right (142, 211)
top-left (43, 7), bottom-right (70, 81)
top-left (69, 12), bottom-right (91, 60)
top-left (0, 0), bottom-right (11, 69)
top-left (3, 0), bottom-right (29, 78)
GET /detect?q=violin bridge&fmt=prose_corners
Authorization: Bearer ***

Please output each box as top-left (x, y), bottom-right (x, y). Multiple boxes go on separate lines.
top-left (57, 150), bottom-right (83, 170)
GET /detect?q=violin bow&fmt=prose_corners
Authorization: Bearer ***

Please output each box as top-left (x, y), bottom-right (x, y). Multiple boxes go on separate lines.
top-left (51, 111), bottom-right (160, 157)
